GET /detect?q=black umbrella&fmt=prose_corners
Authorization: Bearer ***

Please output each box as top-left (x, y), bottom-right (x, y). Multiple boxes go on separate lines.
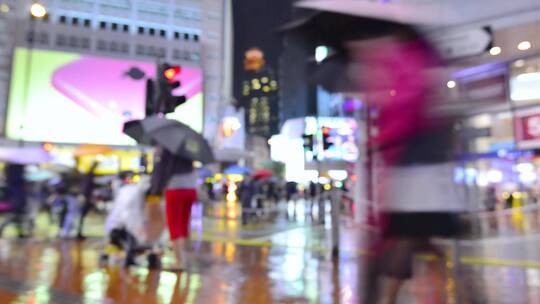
top-left (123, 116), bottom-right (215, 164)
top-left (123, 119), bottom-right (152, 145)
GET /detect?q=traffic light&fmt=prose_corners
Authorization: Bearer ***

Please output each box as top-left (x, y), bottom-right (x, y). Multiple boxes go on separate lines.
top-left (322, 127), bottom-right (332, 150)
top-left (158, 63), bottom-right (187, 114)
top-left (145, 63), bottom-right (187, 117)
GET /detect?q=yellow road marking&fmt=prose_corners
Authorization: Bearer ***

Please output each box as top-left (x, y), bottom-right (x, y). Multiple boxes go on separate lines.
top-left (193, 233), bottom-right (540, 269)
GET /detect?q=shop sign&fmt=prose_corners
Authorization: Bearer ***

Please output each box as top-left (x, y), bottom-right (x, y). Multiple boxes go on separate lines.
top-left (516, 109), bottom-right (540, 149)
top-left (459, 73), bottom-right (507, 104)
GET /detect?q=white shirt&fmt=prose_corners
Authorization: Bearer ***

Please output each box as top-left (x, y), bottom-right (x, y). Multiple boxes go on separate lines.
top-left (167, 171), bottom-right (197, 189)
top-left (383, 162), bottom-right (467, 212)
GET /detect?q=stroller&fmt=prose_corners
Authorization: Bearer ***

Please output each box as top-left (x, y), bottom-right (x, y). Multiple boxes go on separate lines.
top-left (101, 175), bottom-right (165, 268)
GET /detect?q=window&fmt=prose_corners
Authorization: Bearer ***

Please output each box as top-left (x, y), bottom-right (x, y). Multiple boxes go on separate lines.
top-left (26, 32), bottom-right (34, 43)
top-left (59, 16), bottom-right (67, 24)
top-left (99, 21), bottom-right (106, 29)
top-left (193, 34), bottom-right (199, 42)
top-left (123, 24), bottom-right (129, 32)
top-left (56, 35), bottom-right (66, 47)
top-left (72, 17), bottom-right (79, 26)
top-left (174, 32), bottom-right (180, 39)
top-left (120, 43), bottom-right (129, 53)
top-left (39, 33), bottom-right (49, 44)
top-left (110, 41), bottom-right (119, 52)
top-left (190, 52), bottom-right (200, 62)
top-left (159, 29), bottom-right (166, 37)
top-left (136, 44), bottom-right (144, 55)
top-left (81, 38), bottom-right (90, 49)
top-left (157, 48), bottom-right (166, 57)
top-left (111, 23), bottom-right (118, 31)
top-left (183, 33), bottom-right (189, 41)
top-left (149, 28), bottom-right (155, 36)
top-left (97, 40), bottom-right (106, 50)
top-left (138, 26), bottom-right (144, 35)
top-left (84, 19), bottom-right (91, 27)
top-left (68, 36), bottom-right (77, 47)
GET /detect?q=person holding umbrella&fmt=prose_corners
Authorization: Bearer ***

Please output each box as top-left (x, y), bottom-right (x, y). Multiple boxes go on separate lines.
top-left (124, 115), bottom-right (215, 270)
top-left (147, 147), bottom-right (197, 270)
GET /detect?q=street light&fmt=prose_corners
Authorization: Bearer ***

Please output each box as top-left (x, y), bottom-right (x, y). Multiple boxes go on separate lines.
top-left (30, 2), bottom-right (47, 19)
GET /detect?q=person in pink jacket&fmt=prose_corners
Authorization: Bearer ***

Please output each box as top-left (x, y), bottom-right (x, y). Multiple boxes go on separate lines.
top-left (349, 27), bottom-right (465, 303)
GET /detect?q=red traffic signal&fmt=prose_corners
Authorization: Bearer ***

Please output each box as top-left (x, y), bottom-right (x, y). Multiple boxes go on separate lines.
top-left (321, 127), bottom-right (330, 136)
top-left (163, 66), bottom-right (181, 82)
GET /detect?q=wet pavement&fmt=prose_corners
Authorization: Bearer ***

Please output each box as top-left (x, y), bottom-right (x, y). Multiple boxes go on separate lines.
top-left (0, 200), bottom-right (540, 303)
top-left (0, 237), bottom-right (438, 304)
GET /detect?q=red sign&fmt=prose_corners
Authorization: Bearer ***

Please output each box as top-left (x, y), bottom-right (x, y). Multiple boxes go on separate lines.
top-left (516, 111), bottom-right (540, 148)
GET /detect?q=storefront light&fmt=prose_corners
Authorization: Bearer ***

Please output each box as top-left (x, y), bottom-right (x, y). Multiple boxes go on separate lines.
top-left (497, 149), bottom-right (508, 157)
top-left (319, 176), bottom-right (330, 184)
top-left (489, 46), bottom-right (502, 56)
top-left (516, 72), bottom-right (540, 82)
top-left (519, 171), bottom-right (537, 183)
top-left (514, 60), bottom-right (526, 68)
top-left (328, 170), bottom-right (347, 181)
top-left (454, 167), bottom-right (464, 183)
top-left (516, 163), bottom-right (534, 173)
top-left (518, 41), bottom-right (532, 51)
top-left (476, 173), bottom-right (489, 187)
top-left (487, 169), bottom-right (503, 183)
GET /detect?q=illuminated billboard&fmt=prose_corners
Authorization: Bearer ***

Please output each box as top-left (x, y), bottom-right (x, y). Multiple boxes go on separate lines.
top-left (6, 48), bottom-right (203, 145)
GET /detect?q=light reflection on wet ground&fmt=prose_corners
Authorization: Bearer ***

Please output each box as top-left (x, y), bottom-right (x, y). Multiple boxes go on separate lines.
top-left (1, 202), bottom-right (540, 303)
top-left (0, 239), bottom-right (368, 304)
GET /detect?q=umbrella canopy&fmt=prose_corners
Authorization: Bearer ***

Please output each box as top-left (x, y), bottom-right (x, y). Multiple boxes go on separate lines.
top-left (224, 165), bottom-right (251, 176)
top-left (278, 11), bottom-right (409, 49)
top-left (0, 146), bottom-right (52, 165)
top-left (74, 144), bottom-right (113, 157)
top-left (198, 167), bottom-right (214, 178)
top-left (294, 0), bottom-right (447, 25)
top-left (123, 119), bottom-right (153, 146)
top-left (253, 169), bottom-right (273, 180)
top-left (124, 116), bottom-right (215, 164)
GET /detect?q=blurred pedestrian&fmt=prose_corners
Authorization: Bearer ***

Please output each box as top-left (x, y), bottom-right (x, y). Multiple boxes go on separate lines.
top-left (148, 146), bottom-right (197, 271)
top-left (285, 181), bottom-right (298, 202)
top-left (49, 172), bottom-right (80, 238)
top-left (484, 186), bottom-right (497, 212)
top-left (239, 176), bottom-right (255, 225)
top-left (505, 192), bottom-right (515, 209)
top-left (77, 161), bottom-right (99, 240)
top-left (0, 163), bottom-right (28, 238)
top-left (348, 26), bottom-right (466, 303)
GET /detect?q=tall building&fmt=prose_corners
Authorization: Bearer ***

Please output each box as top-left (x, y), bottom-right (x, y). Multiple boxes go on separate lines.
top-left (0, 0), bottom-right (228, 145)
top-left (232, 0), bottom-right (293, 139)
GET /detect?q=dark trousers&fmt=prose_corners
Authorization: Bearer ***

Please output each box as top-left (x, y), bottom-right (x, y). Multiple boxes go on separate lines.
top-left (77, 200), bottom-right (93, 237)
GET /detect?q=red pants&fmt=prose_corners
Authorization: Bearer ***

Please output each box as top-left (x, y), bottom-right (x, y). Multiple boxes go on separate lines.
top-left (165, 188), bottom-right (197, 240)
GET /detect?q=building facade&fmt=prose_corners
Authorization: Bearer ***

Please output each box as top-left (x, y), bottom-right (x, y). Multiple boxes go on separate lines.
top-left (0, 0), bottom-right (228, 145)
